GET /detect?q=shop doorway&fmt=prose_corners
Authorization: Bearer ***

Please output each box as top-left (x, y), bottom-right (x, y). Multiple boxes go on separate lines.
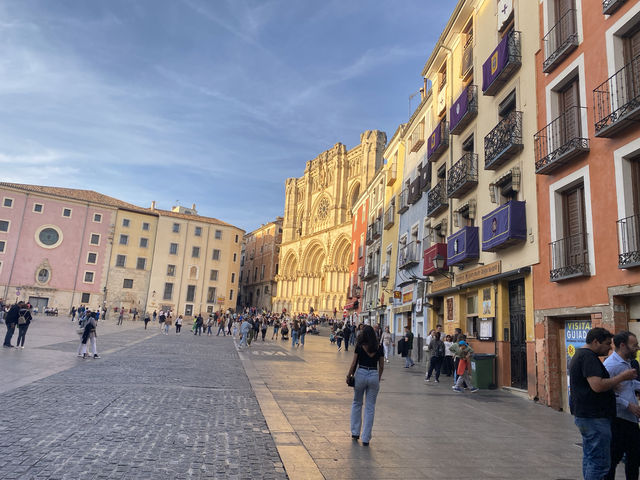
top-left (508, 279), bottom-right (527, 389)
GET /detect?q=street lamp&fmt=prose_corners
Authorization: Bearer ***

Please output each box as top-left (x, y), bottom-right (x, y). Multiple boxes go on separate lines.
top-left (432, 253), bottom-right (453, 279)
top-left (352, 285), bottom-right (361, 298)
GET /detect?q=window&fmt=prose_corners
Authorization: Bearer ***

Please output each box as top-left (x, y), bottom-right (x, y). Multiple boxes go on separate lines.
top-left (122, 218), bottom-right (130, 227)
top-left (119, 234), bottom-right (128, 245)
top-left (142, 222), bottom-right (150, 231)
top-left (212, 249), bottom-right (220, 260)
top-left (81, 292), bottom-right (90, 303)
top-left (466, 294), bottom-right (478, 338)
top-left (264, 286), bottom-right (269, 294)
top-left (186, 285), bottom-right (196, 302)
top-left (275, 263), bottom-right (279, 274)
top-left (261, 264), bottom-right (265, 280)
top-left (210, 269), bottom-right (218, 281)
top-left (0, 220), bottom-right (8, 232)
top-left (169, 243), bottom-right (178, 255)
top-left (172, 223), bottom-right (180, 233)
top-left (229, 289), bottom-right (234, 301)
top-left (87, 252), bottom-right (97, 264)
top-left (192, 246), bottom-right (200, 258)
top-left (37, 268), bottom-right (49, 284)
top-left (84, 271), bottom-right (94, 283)
top-left (231, 273), bottom-right (235, 283)
top-left (0, 241), bottom-right (5, 253)
top-left (215, 229), bottom-right (222, 239)
top-left (207, 287), bottom-right (217, 303)
top-left (62, 208), bottom-right (72, 218)
top-left (140, 237), bottom-right (148, 248)
top-left (233, 253), bottom-right (237, 262)
top-left (254, 267), bottom-right (258, 281)
top-left (184, 304), bottom-right (193, 316)
top-left (163, 282), bottom-right (174, 300)
top-left (3, 198), bottom-right (13, 208)
top-left (167, 264), bottom-right (176, 276)
top-left (195, 226), bottom-right (202, 237)
top-left (189, 266), bottom-right (198, 279)
top-left (136, 257), bottom-right (146, 270)
top-left (33, 203), bottom-right (43, 213)
top-left (235, 234), bottom-right (239, 243)
top-left (90, 234), bottom-right (100, 245)
top-left (116, 255), bottom-right (126, 267)
top-left (93, 213), bottom-right (102, 223)
top-left (123, 279), bottom-right (133, 289)
top-left (499, 90), bottom-right (517, 118)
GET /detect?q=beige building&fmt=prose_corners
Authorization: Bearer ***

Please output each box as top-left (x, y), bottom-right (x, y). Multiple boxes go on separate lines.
top-left (105, 208), bottom-right (159, 319)
top-left (238, 217), bottom-right (283, 311)
top-left (146, 203), bottom-right (244, 317)
top-left (273, 131), bottom-right (387, 315)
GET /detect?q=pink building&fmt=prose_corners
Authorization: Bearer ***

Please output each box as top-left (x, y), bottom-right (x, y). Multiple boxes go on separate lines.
top-left (0, 183), bottom-right (136, 312)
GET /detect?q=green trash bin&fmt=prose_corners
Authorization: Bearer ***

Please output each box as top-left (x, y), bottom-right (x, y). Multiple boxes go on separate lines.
top-left (470, 353), bottom-right (496, 389)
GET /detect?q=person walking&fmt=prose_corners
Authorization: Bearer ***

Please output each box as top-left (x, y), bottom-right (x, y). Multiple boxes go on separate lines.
top-left (117, 308), bottom-right (124, 326)
top-left (239, 317), bottom-right (251, 348)
top-left (206, 315), bottom-right (214, 336)
top-left (452, 341), bottom-right (478, 393)
top-left (343, 323), bottom-right (352, 352)
top-left (3, 301), bottom-right (23, 348)
top-left (347, 325), bottom-right (384, 446)
top-left (423, 329), bottom-right (436, 374)
top-left (291, 320), bottom-right (300, 347)
top-left (403, 326), bottom-right (415, 368)
top-left (70, 306), bottom-right (77, 322)
top-left (272, 317), bottom-right (281, 340)
top-left (425, 332), bottom-right (445, 383)
top-left (175, 315), bottom-right (183, 334)
top-left (442, 335), bottom-right (455, 377)
top-left (336, 324), bottom-right (344, 351)
top-left (163, 314), bottom-right (171, 335)
top-left (195, 314), bottom-right (204, 336)
top-left (604, 331), bottom-right (640, 480)
top-left (261, 319), bottom-right (268, 341)
top-left (570, 327), bottom-right (635, 480)
top-left (216, 316), bottom-right (226, 336)
top-left (143, 312), bottom-right (150, 330)
top-left (299, 319), bottom-right (307, 347)
top-left (15, 303), bottom-right (33, 349)
top-left (79, 312), bottom-right (100, 359)
top-left (152, 310), bottom-right (157, 323)
top-left (381, 326), bottom-right (392, 363)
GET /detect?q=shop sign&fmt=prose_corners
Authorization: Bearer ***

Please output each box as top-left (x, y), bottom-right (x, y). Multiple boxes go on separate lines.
top-left (479, 318), bottom-right (494, 341)
top-left (432, 277), bottom-right (452, 293)
top-left (217, 297), bottom-right (225, 304)
top-left (455, 261), bottom-right (501, 285)
top-left (402, 291), bottom-right (413, 304)
top-left (565, 320), bottom-right (591, 401)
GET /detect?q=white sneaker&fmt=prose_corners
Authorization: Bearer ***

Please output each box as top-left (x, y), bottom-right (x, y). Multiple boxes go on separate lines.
top-left (424, 378), bottom-right (431, 382)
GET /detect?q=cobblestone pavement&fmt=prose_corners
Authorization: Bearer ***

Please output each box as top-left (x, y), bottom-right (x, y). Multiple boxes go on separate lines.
top-left (0, 320), bottom-right (287, 480)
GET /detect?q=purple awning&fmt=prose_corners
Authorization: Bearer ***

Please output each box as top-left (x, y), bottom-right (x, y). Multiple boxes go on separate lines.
top-left (481, 201), bottom-right (527, 252)
top-left (447, 226), bottom-right (479, 266)
top-left (427, 122), bottom-right (442, 159)
top-left (482, 33), bottom-right (510, 93)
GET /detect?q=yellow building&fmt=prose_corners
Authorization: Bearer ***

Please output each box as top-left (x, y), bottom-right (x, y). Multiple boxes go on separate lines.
top-left (146, 203), bottom-right (244, 317)
top-left (273, 131), bottom-right (386, 315)
top-left (105, 208), bottom-right (159, 319)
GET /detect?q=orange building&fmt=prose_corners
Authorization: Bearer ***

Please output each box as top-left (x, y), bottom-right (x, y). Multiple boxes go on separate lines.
top-left (533, 0), bottom-right (640, 411)
top-left (346, 199), bottom-right (368, 320)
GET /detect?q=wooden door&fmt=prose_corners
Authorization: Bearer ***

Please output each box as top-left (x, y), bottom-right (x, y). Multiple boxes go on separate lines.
top-left (559, 79), bottom-right (580, 144)
top-left (562, 184), bottom-right (587, 268)
top-left (555, 0), bottom-right (575, 46)
top-left (624, 26), bottom-right (640, 103)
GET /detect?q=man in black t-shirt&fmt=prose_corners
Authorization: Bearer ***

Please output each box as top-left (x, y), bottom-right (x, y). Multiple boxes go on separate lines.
top-left (569, 327), bottom-right (636, 480)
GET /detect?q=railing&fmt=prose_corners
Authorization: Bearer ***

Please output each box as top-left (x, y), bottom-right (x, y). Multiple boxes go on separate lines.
top-left (410, 125), bottom-right (425, 153)
top-left (427, 180), bottom-right (448, 217)
top-left (363, 261), bottom-right (379, 280)
top-left (483, 30), bottom-right (521, 96)
top-left (594, 54), bottom-right (640, 137)
top-left (366, 225), bottom-right (375, 245)
top-left (419, 163), bottom-right (431, 192)
top-left (543, 9), bottom-right (578, 73)
top-left (427, 121), bottom-right (449, 161)
top-left (549, 233), bottom-right (590, 281)
top-left (617, 213), bottom-right (640, 268)
top-left (408, 178), bottom-right (422, 205)
top-left (387, 161), bottom-right (397, 185)
top-left (484, 110), bottom-right (523, 170)
top-left (534, 106), bottom-right (589, 175)
top-left (381, 260), bottom-right (390, 279)
top-left (398, 188), bottom-right (410, 213)
top-left (399, 241), bottom-right (420, 269)
top-left (603, 0), bottom-right (627, 15)
top-left (373, 217), bottom-right (382, 239)
top-left (384, 203), bottom-right (395, 229)
top-left (447, 153), bottom-right (478, 198)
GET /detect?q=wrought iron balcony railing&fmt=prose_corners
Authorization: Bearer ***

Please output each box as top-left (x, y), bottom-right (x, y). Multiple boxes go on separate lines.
top-left (398, 188), bottom-right (410, 214)
top-left (419, 162), bottom-right (431, 192)
top-left (399, 241), bottom-right (421, 269)
top-left (447, 153), bottom-right (478, 198)
top-left (535, 106), bottom-right (589, 175)
top-left (384, 203), bottom-right (395, 230)
top-left (594, 54), bottom-right (640, 137)
top-left (549, 232), bottom-right (590, 282)
top-left (366, 225), bottom-right (375, 245)
top-left (450, 85), bottom-right (478, 135)
top-left (484, 110), bottom-right (523, 170)
top-left (617, 213), bottom-right (640, 268)
top-left (427, 180), bottom-right (448, 218)
top-left (543, 9), bottom-right (578, 73)
top-left (408, 178), bottom-right (422, 205)
top-left (373, 217), bottom-right (382, 239)
top-left (603, 0), bottom-right (627, 15)
top-left (482, 30), bottom-right (521, 96)
top-left (363, 261), bottom-right (379, 280)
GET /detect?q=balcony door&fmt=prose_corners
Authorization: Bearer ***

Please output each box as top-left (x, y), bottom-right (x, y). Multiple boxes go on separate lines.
top-left (559, 79), bottom-right (580, 145)
top-left (624, 25), bottom-right (640, 105)
top-left (562, 183), bottom-right (587, 268)
top-left (555, 0), bottom-right (575, 47)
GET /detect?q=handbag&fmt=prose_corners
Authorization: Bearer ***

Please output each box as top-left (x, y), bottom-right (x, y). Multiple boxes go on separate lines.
top-left (346, 374), bottom-right (355, 387)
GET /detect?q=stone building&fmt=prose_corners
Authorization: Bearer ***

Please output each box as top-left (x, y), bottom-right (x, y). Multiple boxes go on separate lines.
top-left (273, 131), bottom-right (387, 315)
top-left (238, 217), bottom-right (283, 311)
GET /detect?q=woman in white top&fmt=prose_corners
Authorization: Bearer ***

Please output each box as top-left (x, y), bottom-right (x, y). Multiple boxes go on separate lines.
top-left (380, 326), bottom-right (392, 363)
top-left (442, 334), bottom-right (455, 377)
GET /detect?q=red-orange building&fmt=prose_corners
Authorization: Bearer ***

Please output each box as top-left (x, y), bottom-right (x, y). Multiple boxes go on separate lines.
top-left (534, 0), bottom-right (640, 411)
top-left (346, 199), bottom-right (368, 319)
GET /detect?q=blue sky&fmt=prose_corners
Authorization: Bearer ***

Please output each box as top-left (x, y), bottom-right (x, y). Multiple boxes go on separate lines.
top-left (0, 0), bottom-right (457, 232)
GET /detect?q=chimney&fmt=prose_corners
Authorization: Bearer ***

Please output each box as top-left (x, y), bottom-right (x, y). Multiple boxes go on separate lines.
top-left (151, 201), bottom-right (156, 210)
top-left (192, 203), bottom-right (196, 211)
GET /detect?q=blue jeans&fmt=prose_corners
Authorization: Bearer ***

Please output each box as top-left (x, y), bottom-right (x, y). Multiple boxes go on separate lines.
top-left (240, 331), bottom-right (248, 347)
top-left (574, 417), bottom-right (612, 480)
top-left (404, 349), bottom-right (414, 367)
top-left (350, 368), bottom-right (380, 443)
top-left (291, 331), bottom-right (299, 346)
top-left (300, 333), bottom-right (306, 346)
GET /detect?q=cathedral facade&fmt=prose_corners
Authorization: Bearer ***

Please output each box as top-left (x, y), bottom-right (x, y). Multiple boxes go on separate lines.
top-left (273, 130), bottom-right (386, 315)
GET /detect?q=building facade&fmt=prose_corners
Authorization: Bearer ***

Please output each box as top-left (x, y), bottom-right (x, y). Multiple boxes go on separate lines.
top-left (533, 0), bottom-right (640, 411)
top-left (346, 197), bottom-right (367, 320)
top-left (273, 131), bottom-right (387, 316)
top-left (238, 217), bottom-right (283, 311)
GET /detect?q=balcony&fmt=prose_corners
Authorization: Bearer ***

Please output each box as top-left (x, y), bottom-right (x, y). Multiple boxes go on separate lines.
top-left (447, 226), bottom-right (479, 266)
top-left (542, 9), bottom-right (578, 73)
top-left (410, 125), bottom-right (425, 153)
top-left (461, 36), bottom-right (473, 79)
top-left (535, 106), bottom-right (589, 175)
top-left (386, 161), bottom-right (397, 185)
top-left (549, 233), bottom-right (590, 281)
top-left (482, 30), bottom-right (521, 96)
top-left (594, 55), bottom-right (640, 137)
top-left (427, 180), bottom-right (448, 218)
top-left (381, 260), bottom-right (390, 279)
top-left (398, 188), bottom-right (410, 214)
top-left (603, 0), bottom-right (627, 15)
top-left (423, 243), bottom-right (447, 276)
top-left (408, 177), bottom-right (422, 205)
top-left (399, 241), bottom-right (420, 269)
top-left (427, 120), bottom-right (449, 162)
top-left (419, 162), bottom-right (431, 192)
top-left (484, 110), bottom-right (523, 170)
top-left (450, 85), bottom-right (478, 135)
top-left (363, 261), bottom-right (379, 281)
top-left (366, 225), bottom-right (374, 245)
top-left (384, 203), bottom-right (395, 230)
top-left (481, 201), bottom-right (527, 252)
top-left (447, 153), bottom-right (478, 198)
top-left (617, 213), bottom-right (640, 268)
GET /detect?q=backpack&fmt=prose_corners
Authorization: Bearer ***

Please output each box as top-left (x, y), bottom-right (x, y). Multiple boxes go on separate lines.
top-left (18, 310), bottom-right (27, 325)
top-left (435, 341), bottom-right (445, 357)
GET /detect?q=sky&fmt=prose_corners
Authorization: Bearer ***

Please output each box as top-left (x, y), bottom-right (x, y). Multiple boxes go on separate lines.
top-left (0, 0), bottom-right (458, 232)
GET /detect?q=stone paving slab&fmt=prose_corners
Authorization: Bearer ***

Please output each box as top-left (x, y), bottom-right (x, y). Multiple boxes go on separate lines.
top-left (0, 327), bottom-right (287, 479)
